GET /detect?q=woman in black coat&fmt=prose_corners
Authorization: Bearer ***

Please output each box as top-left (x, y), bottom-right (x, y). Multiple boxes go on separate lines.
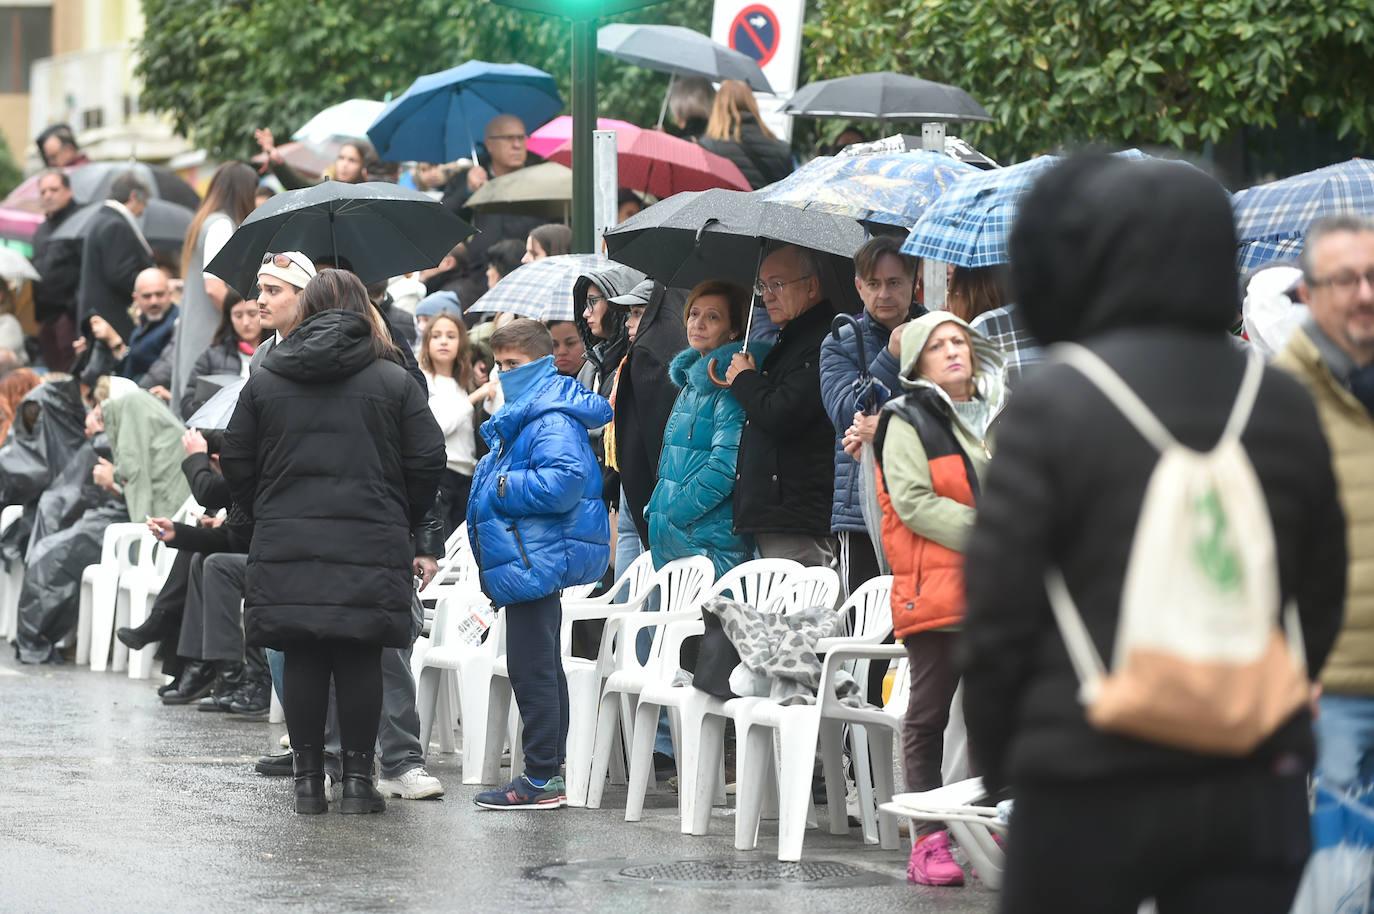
top-left (221, 269), bottom-right (445, 816)
top-left (179, 289), bottom-right (269, 419)
top-left (699, 80), bottom-right (793, 189)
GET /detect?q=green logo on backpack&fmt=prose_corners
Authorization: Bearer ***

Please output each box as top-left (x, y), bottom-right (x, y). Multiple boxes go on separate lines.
top-left (1193, 489), bottom-right (1241, 594)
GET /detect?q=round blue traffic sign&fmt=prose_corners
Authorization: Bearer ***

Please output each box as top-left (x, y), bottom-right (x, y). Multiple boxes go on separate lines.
top-left (730, 4), bottom-right (780, 67)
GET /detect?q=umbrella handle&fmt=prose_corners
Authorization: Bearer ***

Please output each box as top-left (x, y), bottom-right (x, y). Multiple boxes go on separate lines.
top-left (706, 357), bottom-right (730, 389)
top-left (830, 313), bottom-right (868, 368)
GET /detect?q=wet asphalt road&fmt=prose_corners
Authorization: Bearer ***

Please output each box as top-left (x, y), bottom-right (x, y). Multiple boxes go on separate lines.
top-left (0, 652), bottom-right (996, 913)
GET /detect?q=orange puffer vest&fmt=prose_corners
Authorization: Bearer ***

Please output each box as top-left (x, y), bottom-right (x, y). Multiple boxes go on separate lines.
top-left (874, 392), bottom-right (978, 638)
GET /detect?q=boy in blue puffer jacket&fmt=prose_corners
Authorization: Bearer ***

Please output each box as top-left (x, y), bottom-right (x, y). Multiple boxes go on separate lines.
top-left (468, 319), bottom-right (612, 809)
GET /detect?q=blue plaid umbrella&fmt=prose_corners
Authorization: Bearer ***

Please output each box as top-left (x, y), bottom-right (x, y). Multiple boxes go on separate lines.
top-left (366, 61), bottom-right (563, 164)
top-left (1233, 158), bottom-right (1374, 271)
top-left (760, 150), bottom-right (978, 229)
top-left (465, 254), bottom-right (605, 322)
top-left (902, 149), bottom-right (1172, 267)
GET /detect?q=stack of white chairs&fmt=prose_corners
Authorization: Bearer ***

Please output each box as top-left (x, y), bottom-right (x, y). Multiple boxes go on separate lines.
top-left (0, 504), bottom-right (26, 642)
top-left (879, 777), bottom-right (1007, 889)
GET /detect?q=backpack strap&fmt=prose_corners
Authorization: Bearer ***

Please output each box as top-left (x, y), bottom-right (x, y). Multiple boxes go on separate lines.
top-left (1044, 567), bottom-right (1107, 696)
top-left (1220, 353), bottom-right (1265, 443)
top-left (1052, 343), bottom-right (1176, 453)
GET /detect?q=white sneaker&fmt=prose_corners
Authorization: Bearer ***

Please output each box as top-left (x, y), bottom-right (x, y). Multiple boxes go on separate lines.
top-left (325, 773), bottom-right (336, 804)
top-left (377, 767), bottom-right (445, 800)
top-left (279, 733), bottom-right (290, 749)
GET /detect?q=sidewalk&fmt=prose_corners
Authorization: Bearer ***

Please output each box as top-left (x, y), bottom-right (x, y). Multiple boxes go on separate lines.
top-left (0, 651), bottom-right (996, 913)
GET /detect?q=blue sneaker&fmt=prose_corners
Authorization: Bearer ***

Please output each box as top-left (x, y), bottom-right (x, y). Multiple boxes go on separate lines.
top-left (474, 774), bottom-right (567, 810)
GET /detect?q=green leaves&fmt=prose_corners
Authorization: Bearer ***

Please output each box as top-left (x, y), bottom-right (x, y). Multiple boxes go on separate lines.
top-left (801, 0), bottom-right (1374, 162)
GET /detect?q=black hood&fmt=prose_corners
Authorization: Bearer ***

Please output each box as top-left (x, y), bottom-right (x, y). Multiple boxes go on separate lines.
top-left (1009, 154), bottom-right (1238, 345)
top-left (264, 310), bottom-right (378, 383)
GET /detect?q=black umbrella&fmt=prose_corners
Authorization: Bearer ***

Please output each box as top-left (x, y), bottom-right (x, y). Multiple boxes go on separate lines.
top-left (604, 188), bottom-right (865, 299)
top-left (206, 181), bottom-right (477, 297)
top-left (783, 72), bottom-right (993, 124)
top-left (52, 198), bottom-right (194, 257)
top-left (67, 161), bottom-right (202, 211)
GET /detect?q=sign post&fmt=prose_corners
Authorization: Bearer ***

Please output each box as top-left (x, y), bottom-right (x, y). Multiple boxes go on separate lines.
top-left (491, 0), bottom-right (666, 253)
top-left (712, 0), bottom-right (804, 140)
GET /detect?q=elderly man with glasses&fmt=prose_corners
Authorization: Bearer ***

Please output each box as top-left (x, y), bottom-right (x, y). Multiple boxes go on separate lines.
top-left (1276, 213), bottom-right (1374, 793)
top-left (724, 244), bottom-right (840, 568)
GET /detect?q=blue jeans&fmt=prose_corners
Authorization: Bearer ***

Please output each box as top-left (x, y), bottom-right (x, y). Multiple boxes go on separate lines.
top-left (1315, 693), bottom-right (1374, 791)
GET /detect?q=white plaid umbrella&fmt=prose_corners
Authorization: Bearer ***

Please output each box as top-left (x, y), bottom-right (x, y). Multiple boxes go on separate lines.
top-left (465, 253), bottom-right (605, 322)
top-left (1233, 158), bottom-right (1374, 272)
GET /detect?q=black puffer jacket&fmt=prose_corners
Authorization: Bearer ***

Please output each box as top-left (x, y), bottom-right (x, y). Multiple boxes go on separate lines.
top-left (180, 338), bottom-right (246, 419)
top-left (730, 299), bottom-right (837, 535)
top-left (220, 310), bottom-right (445, 649)
top-left (961, 155), bottom-right (1348, 792)
top-left (700, 115), bottom-right (793, 189)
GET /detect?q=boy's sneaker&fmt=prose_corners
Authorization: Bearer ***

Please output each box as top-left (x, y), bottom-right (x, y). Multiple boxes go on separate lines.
top-left (378, 767), bottom-right (445, 800)
top-left (907, 831), bottom-right (965, 886)
top-left (474, 774), bottom-right (566, 810)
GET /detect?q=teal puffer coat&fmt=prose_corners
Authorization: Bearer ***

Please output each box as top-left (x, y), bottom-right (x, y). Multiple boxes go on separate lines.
top-left (647, 340), bottom-right (770, 577)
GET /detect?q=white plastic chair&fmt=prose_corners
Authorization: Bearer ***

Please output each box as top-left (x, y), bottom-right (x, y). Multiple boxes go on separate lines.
top-left (583, 555), bottom-right (715, 809)
top-left (879, 777), bottom-right (1007, 890)
top-left (118, 534), bottom-right (181, 678)
top-left (0, 504), bottom-right (26, 642)
top-left (79, 523), bottom-right (151, 670)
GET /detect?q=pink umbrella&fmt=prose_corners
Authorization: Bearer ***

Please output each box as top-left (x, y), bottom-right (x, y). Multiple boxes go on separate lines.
top-left (526, 115), bottom-right (638, 159)
top-left (546, 125), bottom-right (751, 198)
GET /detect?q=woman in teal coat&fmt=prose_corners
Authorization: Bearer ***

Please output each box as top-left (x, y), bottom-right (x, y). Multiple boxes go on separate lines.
top-left (647, 280), bottom-right (765, 578)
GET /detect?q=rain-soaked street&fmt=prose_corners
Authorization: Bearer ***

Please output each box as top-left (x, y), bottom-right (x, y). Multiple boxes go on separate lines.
top-left (0, 652), bottom-right (995, 913)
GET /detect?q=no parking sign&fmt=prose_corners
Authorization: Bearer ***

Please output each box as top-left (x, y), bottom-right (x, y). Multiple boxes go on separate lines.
top-left (712, 0), bottom-right (803, 95)
top-left (729, 4), bottom-right (780, 67)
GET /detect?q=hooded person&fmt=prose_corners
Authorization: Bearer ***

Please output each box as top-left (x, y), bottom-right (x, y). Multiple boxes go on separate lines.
top-left (959, 154), bottom-right (1347, 912)
top-left (571, 263), bottom-right (646, 400)
top-left (100, 389), bottom-right (194, 522)
top-left (0, 369), bottom-right (42, 450)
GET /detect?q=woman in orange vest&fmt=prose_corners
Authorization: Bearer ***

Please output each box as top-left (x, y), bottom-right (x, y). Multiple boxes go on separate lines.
top-left (871, 310), bottom-right (1005, 886)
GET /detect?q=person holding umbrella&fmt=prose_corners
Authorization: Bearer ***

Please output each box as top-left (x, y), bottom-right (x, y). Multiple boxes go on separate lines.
top-left (821, 236), bottom-right (921, 596)
top-left (725, 244), bottom-right (839, 568)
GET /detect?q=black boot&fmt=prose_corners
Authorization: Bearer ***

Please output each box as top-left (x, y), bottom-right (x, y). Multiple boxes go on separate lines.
top-left (116, 609), bottom-right (167, 651)
top-left (227, 677), bottom-right (270, 719)
top-left (196, 661), bottom-right (246, 712)
top-left (160, 660), bottom-right (216, 705)
top-left (292, 747), bottom-right (327, 815)
top-left (339, 750), bottom-right (385, 815)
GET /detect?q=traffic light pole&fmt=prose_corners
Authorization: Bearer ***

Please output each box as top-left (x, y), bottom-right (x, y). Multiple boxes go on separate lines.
top-left (490, 0), bottom-right (666, 253)
top-left (570, 17), bottom-right (597, 253)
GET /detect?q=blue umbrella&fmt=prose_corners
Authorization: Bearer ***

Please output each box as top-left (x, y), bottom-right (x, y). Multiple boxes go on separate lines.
top-left (1233, 158), bottom-right (1374, 271)
top-left (366, 61), bottom-right (563, 164)
top-left (901, 149), bottom-right (1191, 267)
top-left (761, 149), bottom-right (978, 229)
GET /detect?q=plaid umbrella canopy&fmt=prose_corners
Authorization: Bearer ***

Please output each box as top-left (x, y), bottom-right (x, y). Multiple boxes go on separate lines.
top-left (465, 253), bottom-right (605, 322)
top-left (1233, 158), bottom-right (1374, 272)
top-left (761, 149), bottom-right (979, 229)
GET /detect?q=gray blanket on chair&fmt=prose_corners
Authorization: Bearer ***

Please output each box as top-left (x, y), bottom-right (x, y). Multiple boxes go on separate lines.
top-left (700, 596), bottom-right (866, 707)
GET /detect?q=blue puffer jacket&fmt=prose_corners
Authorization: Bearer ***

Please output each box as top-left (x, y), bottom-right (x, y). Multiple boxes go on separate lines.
top-left (647, 341), bottom-right (768, 577)
top-left (818, 311), bottom-right (903, 533)
top-left (467, 372), bottom-right (613, 606)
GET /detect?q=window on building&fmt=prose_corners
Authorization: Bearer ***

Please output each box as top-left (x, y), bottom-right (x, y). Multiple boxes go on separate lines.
top-left (0, 6), bottom-right (53, 94)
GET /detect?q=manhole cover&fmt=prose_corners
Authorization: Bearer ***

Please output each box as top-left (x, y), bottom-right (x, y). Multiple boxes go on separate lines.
top-left (617, 859), bottom-right (862, 885)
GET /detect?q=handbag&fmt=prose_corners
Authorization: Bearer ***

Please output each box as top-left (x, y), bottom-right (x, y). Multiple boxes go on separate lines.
top-left (691, 609), bottom-right (741, 699)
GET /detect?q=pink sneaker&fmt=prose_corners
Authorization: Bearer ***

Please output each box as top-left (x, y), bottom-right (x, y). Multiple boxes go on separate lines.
top-left (907, 831), bottom-right (966, 886)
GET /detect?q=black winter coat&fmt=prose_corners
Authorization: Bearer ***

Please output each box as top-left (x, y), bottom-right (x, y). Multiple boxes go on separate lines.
top-left (614, 283), bottom-right (688, 543)
top-left (961, 155), bottom-right (1348, 793)
top-left (180, 339), bottom-right (245, 419)
top-left (76, 205), bottom-right (152, 342)
top-left (31, 200), bottom-right (82, 323)
top-left (700, 115), bottom-right (793, 189)
top-left (730, 299), bottom-right (837, 535)
top-left (220, 310), bottom-right (445, 649)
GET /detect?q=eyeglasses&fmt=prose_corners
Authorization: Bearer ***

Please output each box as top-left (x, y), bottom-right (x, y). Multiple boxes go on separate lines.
top-left (1309, 269), bottom-right (1374, 294)
top-left (753, 274), bottom-right (813, 297)
top-left (585, 294), bottom-right (606, 308)
top-left (261, 252), bottom-right (305, 271)
top-left (486, 133), bottom-right (527, 144)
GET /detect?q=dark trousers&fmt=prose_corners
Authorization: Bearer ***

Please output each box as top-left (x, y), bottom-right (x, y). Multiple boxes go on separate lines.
top-left (282, 640), bottom-right (383, 755)
top-left (178, 553), bottom-right (248, 662)
top-left (506, 593), bottom-right (568, 781)
top-left (902, 631), bottom-right (960, 812)
top-left (839, 530), bottom-right (891, 703)
top-left (1001, 771), bottom-right (1310, 914)
top-left (38, 313), bottom-right (76, 373)
top-left (146, 549), bottom-right (192, 677)
top-left (435, 469), bottom-right (471, 541)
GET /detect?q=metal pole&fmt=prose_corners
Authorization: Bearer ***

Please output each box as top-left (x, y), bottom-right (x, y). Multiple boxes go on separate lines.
top-left (921, 121), bottom-right (948, 311)
top-left (571, 17), bottom-right (597, 253)
top-left (593, 129), bottom-right (618, 252)
top-left (656, 71), bottom-right (676, 129)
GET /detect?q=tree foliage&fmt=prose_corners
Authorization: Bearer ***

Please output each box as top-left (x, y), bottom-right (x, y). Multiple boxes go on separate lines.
top-left (137, 0), bottom-right (711, 161)
top-left (802, 0), bottom-right (1374, 162)
top-left (0, 129), bottom-right (21, 198)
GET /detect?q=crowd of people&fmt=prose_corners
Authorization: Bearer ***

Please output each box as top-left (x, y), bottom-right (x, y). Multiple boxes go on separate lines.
top-left (6, 95), bottom-right (1372, 914)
